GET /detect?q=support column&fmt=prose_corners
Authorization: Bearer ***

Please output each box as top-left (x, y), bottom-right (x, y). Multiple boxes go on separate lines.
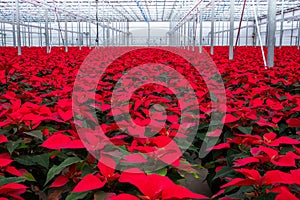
top-left (192, 16), bottom-right (196, 51)
top-left (65, 15), bottom-right (68, 52)
top-left (89, 21), bottom-right (92, 48)
top-left (78, 21), bottom-right (82, 50)
top-left (126, 20), bottom-right (129, 46)
top-left (229, 0), bottom-right (234, 60)
top-left (267, 0), bottom-right (276, 67)
top-left (12, 13), bottom-right (16, 48)
top-left (45, 8), bottom-right (50, 53)
top-left (297, 19), bottom-right (300, 49)
top-left (71, 22), bottom-right (74, 45)
top-left (49, 22), bottom-right (52, 45)
top-left (28, 22), bottom-right (30, 47)
top-left (246, 10), bottom-right (249, 46)
top-left (187, 21), bottom-right (190, 50)
top-left (111, 23), bottom-right (114, 46)
top-left (40, 23), bottom-right (43, 46)
top-left (199, 8), bottom-right (203, 53)
top-left (23, 26), bottom-right (26, 46)
top-left (16, 0), bottom-right (21, 55)
top-left (210, 0), bottom-right (215, 55)
top-left (183, 23), bottom-right (186, 48)
top-left (290, 11), bottom-right (295, 46)
top-left (222, 13), bottom-right (225, 46)
top-left (147, 22), bottom-right (150, 46)
top-left (218, 16), bottom-right (221, 46)
top-left (103, 26), bottom-right (105, 46)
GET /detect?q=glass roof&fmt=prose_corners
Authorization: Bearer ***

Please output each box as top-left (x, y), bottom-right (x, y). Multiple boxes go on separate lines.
top-left (0, 0), bottom-right (299, 24)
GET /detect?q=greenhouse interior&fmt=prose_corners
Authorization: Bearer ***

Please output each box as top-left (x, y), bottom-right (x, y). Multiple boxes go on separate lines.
top-left (0, 0), bottom-right (300, 200)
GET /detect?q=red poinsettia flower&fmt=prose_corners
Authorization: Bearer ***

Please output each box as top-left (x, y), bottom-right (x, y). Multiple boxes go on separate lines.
top-left (119, 168), bottom-right (207, 199)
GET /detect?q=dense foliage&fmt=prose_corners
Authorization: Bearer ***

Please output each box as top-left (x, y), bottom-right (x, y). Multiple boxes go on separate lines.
top-left (0, 46), bottom-right (299, 200)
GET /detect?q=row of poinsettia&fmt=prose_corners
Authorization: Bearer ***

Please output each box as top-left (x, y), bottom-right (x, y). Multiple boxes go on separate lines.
top-left (0, 46), bottom-right (299, 199)
top-left (204, 47), bottom-right (300, 199)
top-left (0, 47), bottom-right (212, 200)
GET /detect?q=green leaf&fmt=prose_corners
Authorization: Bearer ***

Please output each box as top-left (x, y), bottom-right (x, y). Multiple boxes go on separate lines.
top-left (0, 177), bottom-right (26, 187)
top-left (146, 168), bottom-right (168, 176)
top-left (6, 139), bottom-right (22, 154)
top-left (81, 165), bottom-right (94, 178)
top-left (213, 167), bottom-right (234, 181)
top-left (23, 172), bottom-right (36, 182)
top-left (14, 154), bottom-right (49, 169)
top-left (254, 192), bottom-right (277, 200)
top-left (24, 130), bottom-right (43, 140)
top-left (45, 157), bottom-right (81, 186)
top-left (237, 126), bottom-right (253, 134)
top-left (66, 192), bottom-right (90, 200)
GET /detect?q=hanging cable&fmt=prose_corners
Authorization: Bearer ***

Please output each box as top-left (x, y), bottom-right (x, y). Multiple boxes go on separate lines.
top-left (234, 0), bottom-right (247, 48)
top-left (251, 0), bottom-right (267, 68)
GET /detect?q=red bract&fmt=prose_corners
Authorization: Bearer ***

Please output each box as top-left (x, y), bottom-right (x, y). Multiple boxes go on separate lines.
top-left (1, 46), bottom-right (300, 199)
top-left (221, 169), bottom-right (294, 188)
top-left (0, 183), bottom-right (27, 200)
top-left (119, 169), bottom-right (207, 199)
top-left (72, 174), bottom-right (106, 193)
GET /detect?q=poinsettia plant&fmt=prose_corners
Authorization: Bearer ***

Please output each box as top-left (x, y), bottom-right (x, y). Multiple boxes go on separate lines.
top-left (0, 46), bottom-right (299, 200)
top-left (201, 46), bottom-right (300, 199)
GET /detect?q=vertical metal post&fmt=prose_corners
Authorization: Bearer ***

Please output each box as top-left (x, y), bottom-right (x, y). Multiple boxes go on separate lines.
top-left (3, 23), bottom-right (6, 46)
top-left (65, 15), bottom-right (68, 52)
top-left (183, 23), bottom-right (186, 48)
top-left (23, 26), bottom-right (26, 46)
top-left (12, 13), bottom-right (16, 48)
top-left (126, 20), bottom-right (129, 46)
top-left (187, 21), bottom-right (190, 50)
top-left (85, 23), bottom-right (88, 46)
top-left (218, 15), bottom-right (220, 46)
top-left (229, 0), bottom-right (234, 59)
top-left (290, 11), bottom-right (294, 46)
top-left (96, 0), bottom-right (99, 46)
top-left (267, 0), bottom-right (276, 67)
top-left (16, 0), bottom-right (21, 55)
top-left (78, 20), bottom-right (82, 50)
top-left (103, 26), bottom-right (105, 46)
top-left (210, 0), bottom-right (215, 55)
top-left (49, 22), bottom-right (52, 45)
top-left (1, 23), bottom-right (3, 46)
top-left (28, 22), bottom-right (30, 47)
top-left (222, 12), bottom-right (225, 46)
top-left (58, 25), bottom-right (61, 46)
top-left (279, 0), bottom-right (284, 48)
top-left (227, 21), bottom-right (229, 45)
top-left (147, 22), bottom-right (150, 46)
top-left (89, 21), bottom-right (91, 48)
top-left (192, 16), bottom-right (196, 51)
top-left (199, 8), bottom-right (203, 53)
top-left (111, 23), bottom-right (115, 46)
top-left (297, 18), bottom-right (300, 49)
top-left (45, 8), bottom-right (50, 53)
top-left (40, 23), bottom-right (43, 46)
top-left (71, 22), bottom-right (73, 45)
top-left (246, 9), bottom-right (249, 46)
